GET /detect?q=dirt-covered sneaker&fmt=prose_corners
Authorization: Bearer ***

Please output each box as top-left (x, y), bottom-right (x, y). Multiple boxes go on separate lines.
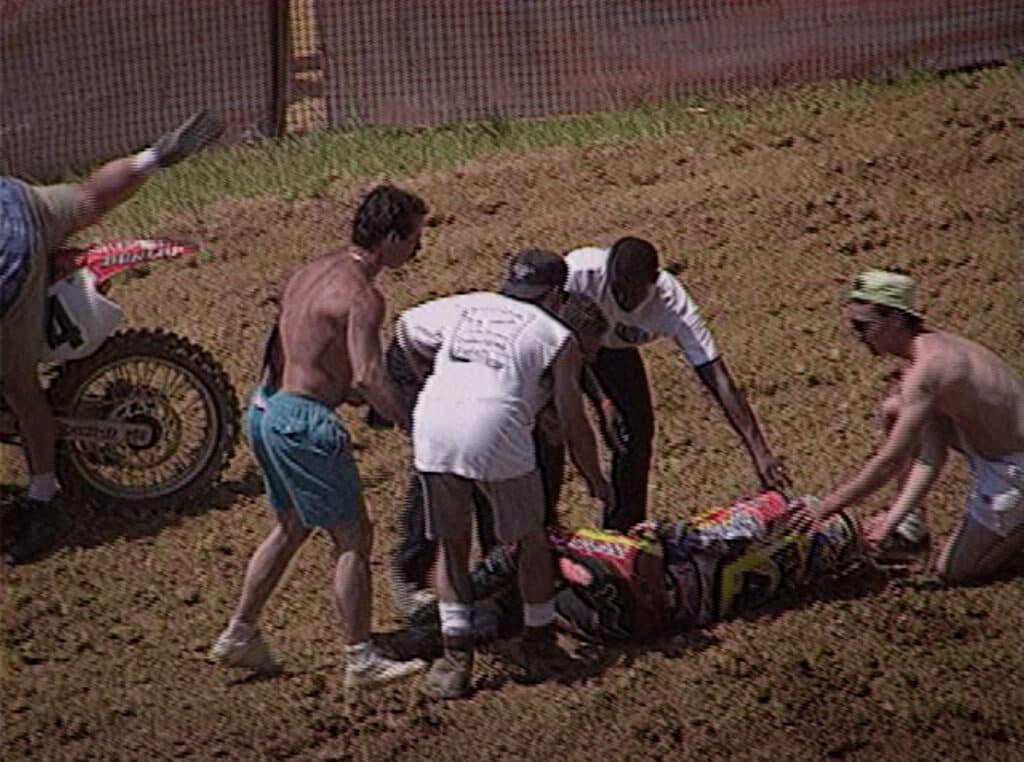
top-left (343, 651), bottom-right (427, 690)
top-left (153, 111), bottom-right (223, 167)
top-left (874, 531), bottom-right (932, 566)
top-left (421, 648), bottom-right (474, 700)
top-left (208, 625), bottom-right (279, 672)
top-left (520, 625), bottom-right (577, 683)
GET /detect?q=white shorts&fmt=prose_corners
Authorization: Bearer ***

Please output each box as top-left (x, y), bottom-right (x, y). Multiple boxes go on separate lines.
top-left (965, 452), bottom-right (1024, 537)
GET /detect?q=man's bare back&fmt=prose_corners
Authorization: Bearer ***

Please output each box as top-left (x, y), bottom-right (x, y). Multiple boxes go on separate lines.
top-left (278, 248), bottom-right (381, 409)
top-left (903, 329), bottom-right (1024, 459)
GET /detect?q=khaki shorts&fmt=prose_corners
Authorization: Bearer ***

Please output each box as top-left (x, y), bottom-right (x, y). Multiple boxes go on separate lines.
top-left (1, 181), bottom-right (80, 378)
top-left (421, 469), bottom-right (545, 544)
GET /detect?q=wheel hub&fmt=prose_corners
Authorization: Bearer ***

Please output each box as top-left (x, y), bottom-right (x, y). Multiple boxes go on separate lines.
top-left (94, 385), bottom-right (181, 466)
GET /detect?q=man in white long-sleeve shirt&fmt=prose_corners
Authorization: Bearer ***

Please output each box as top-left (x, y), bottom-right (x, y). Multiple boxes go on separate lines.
top-left (564, 237), bottom-right (788, 529)
top-left (400, 249), bottom-right (609, 699)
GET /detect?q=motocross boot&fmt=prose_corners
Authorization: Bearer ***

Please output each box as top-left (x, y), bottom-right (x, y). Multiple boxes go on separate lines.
top-left (4, 497), bottom-right (63, 565)
top-left (152, 111), bottom-right (223, 167)
top-left (1, 496), bottom-right (32, 551)
top-left (520, 624), bottom-right (578, 684)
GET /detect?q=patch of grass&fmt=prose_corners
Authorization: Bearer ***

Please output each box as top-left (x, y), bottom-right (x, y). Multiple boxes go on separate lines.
top-left (93, 64), bottom-right (1016, 233)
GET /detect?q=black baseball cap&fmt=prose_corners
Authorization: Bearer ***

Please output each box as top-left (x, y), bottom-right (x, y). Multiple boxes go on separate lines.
top-left (500, 249), bottom-right (568, 300)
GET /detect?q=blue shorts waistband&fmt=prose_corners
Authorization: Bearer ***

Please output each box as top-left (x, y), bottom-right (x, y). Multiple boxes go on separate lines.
top-left (256, 386), bottom-right (337, 415)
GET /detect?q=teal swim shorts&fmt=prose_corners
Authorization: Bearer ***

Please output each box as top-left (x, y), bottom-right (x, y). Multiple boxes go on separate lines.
top-left (246, 387), bottom-right (364, 528)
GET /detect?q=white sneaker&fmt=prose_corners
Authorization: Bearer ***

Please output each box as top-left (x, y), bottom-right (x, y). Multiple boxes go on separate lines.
top-left (343, 650), bottom-right (427, 690)
top-left (209, 625), bottom-right (279, 672)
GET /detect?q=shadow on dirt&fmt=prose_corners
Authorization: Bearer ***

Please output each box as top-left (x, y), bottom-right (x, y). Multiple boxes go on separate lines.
top-left (367, 561), bottom-right (909, 695)
top-left (475, 564), bottom-right (907, 693)
top-left (896, 554), bottom-right (1024, 591)
top-left (371, 622), bottom-right (722, 697)
top-left (723, 559), bottom-right (895, 627)
top-left (0, 464), bottom-right (264, 562)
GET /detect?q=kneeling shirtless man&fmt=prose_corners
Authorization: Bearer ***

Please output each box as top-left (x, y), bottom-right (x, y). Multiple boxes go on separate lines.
top-left (793, 269), bottom-right (1024, 585)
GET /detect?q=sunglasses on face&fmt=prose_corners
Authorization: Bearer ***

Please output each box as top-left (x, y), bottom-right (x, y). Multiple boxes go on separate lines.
top-left (849, 318), bottom-right (873, 336)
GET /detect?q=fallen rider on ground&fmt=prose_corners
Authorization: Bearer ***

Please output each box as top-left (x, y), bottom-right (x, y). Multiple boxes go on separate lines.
top-left (392, 491), bottom-right (866, 653)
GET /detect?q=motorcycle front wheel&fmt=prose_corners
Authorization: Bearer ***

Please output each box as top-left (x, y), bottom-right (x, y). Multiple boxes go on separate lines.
top-left (48, 328), bottom-right (240, 510)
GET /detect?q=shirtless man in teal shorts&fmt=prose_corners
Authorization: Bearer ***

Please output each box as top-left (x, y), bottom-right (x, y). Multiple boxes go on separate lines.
top-left (210, 185), bottom-right (429, 688)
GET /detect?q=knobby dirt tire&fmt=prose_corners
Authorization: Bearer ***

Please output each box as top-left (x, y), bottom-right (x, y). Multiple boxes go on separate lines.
top-left (48, 328), bottom-right (240, 510)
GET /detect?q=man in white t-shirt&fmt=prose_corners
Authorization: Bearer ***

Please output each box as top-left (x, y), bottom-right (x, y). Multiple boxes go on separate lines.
top-left (384, 291), bottom-right (615, 619)
top-left (401, 249), bottom-right (609, 699)
top-left (564, 237), bottom-right (788, 530)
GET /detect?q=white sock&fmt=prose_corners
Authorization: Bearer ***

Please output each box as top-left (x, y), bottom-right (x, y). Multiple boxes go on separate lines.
top-left (523, 600), bottom-right (556, 628)
top-left (438, 602), bottom-right (472, 638)
top-left (345, 641), bottom-right (372, 665)
top-left (131, 147), bottom-right (160, 175)
top-left (27, 473), bottom-right (59, 502)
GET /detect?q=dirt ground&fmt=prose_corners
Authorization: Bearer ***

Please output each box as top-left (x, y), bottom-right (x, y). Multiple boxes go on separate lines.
top-left (3, 65), bottom-right (1024, 761)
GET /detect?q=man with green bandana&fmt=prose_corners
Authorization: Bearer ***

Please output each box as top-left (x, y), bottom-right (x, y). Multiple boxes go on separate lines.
top-left (791, 269), bottom-right (1024, 584)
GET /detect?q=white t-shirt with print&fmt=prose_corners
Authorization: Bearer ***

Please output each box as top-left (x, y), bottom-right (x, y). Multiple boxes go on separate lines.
top-left (401, 291), bottom-right (571, 481)
top-left (564, 246), bottom-right (718, 367)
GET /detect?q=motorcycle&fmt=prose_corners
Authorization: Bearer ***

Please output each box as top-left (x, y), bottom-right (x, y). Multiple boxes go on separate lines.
top-left (0, 240), bottom-right (240, 510)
